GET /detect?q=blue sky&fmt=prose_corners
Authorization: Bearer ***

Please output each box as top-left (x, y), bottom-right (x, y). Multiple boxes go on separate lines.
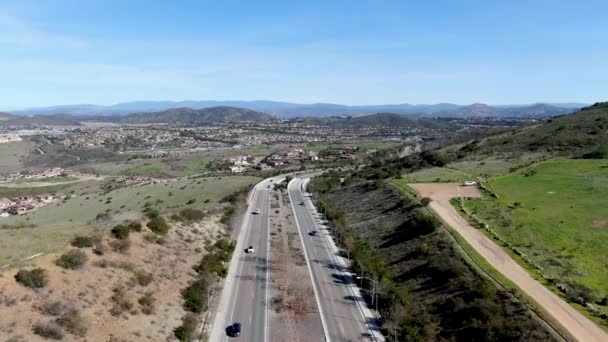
top-left (1, 0), bottom-right (606, 108)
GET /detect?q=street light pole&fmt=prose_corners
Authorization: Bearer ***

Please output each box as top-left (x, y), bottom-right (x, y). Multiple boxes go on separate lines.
top-left (356, 275), bottom-right (379, 313)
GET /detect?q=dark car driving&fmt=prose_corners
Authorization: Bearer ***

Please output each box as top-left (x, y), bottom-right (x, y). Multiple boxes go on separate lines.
top-left (226, 322), bottom-right (241, 337)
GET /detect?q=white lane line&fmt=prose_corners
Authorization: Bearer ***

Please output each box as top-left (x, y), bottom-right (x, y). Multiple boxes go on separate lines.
top-left (264, 187), bottom-right (271, 342)
top-left (302, 177), bottom-right (384, 342)
top-left (288, 178), bottom-right (331, 342)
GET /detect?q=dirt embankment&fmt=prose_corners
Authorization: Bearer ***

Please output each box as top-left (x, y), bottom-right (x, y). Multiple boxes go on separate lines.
top-left (0, 214), bottom-right (224, 342)
top-left (410, 182), bottom-right (608, 342)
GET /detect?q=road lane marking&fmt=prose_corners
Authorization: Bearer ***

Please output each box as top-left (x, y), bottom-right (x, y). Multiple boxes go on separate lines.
top-left (288, 178), bottom-right (331, 342)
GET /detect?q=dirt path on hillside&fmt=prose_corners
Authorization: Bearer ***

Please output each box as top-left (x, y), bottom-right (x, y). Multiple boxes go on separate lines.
top-left (410, 183), bottom-right (608, 342)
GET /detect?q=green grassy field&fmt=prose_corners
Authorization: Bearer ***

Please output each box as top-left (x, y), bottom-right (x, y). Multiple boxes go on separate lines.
top-left (304, 141), bottom-right (400, 153)
top-left (0, 140), bottom-right (34, 173)
top-left (0, 175), bottom-right (259, 265)
top-left (402, 166), bottom-right (470, 182)
top-left (464, 159), bottom-right (608, 310)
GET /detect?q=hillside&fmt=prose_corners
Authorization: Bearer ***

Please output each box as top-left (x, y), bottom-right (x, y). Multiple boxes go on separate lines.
top-left (0, 112), bottom-right (15, 121)
top-left (309, 176), bottom-right (557, 341)
top-left (0, 115), bottom-right (80, 127)
top-left (119, 106), bottom-right (275, 123)
top-left (436, 103), bottom-right (574, 118)
top-left (295, 112), bottom-right (449, 129)
top-left (443, 103), bottom-right (608, 158)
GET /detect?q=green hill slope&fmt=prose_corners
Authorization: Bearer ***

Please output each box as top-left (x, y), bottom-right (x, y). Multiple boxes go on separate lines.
top-left (443, 103), bottom-right (608, 159)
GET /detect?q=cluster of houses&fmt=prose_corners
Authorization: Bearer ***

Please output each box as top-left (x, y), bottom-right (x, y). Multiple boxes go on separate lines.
top-left (228, 155), bottom-right (255, 173)
top-left (0, 167), bottom-right (75, 181)
top-left (0, 193), bottom-right (56, 217)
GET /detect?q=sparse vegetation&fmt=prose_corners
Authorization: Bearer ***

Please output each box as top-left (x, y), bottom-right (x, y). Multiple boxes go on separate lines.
top-left (132, 269), bottom-right (154, 286)
top-left (70, 235), bottom-right (98, 248)
top-left (147, 216), bottom-right (170, 235)
top-left (109, 238), bottom-right (131, 253)
top-left (56, 308), bottom-right (87, 337)
top-left (110, 285), bottom-right (134, 316)
top-left (111, 224), bottom-right (131, 239)
top-left (33, 322), bottom-right (64, 340)
top-left (138, 292), bottom-right (156, 314)
top-left (55, 250), bottom-right (88, 269)
top-left (15, 268), bottom-right (49, 288)
top-left (173, 312), bottom-right (199, 341)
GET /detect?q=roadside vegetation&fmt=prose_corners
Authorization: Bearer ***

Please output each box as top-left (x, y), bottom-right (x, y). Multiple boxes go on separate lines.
top-left (310, 172), bottom-right (557, 341)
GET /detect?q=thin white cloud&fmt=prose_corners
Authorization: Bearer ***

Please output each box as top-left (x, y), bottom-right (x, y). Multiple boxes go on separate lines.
top-left (0, 13), bottom-right (88, 48)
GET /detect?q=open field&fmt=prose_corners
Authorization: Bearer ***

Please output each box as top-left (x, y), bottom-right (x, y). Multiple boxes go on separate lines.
top-left (0, 175), bottom-right (259, 265)
top-left (463, 159), bottom-right (608, 315)
top-left (402, 166), bottom-right (470, 183)
top-left (0, 140), bottom-right (34, 173)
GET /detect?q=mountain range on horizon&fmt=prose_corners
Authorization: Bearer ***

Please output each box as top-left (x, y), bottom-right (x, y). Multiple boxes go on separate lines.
top-left (3, 100), bottom-right (588, 118)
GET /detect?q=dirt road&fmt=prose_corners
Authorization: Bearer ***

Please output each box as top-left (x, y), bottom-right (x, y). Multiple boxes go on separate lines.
top-left (411, 183), bottom-right (608, 342)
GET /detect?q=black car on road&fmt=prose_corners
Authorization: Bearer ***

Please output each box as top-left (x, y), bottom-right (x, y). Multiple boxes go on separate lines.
top-left (226, 322), bottom-right (241, 337)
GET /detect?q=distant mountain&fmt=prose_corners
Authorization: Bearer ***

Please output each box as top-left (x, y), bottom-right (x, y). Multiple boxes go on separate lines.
top-left (0, 112), bottom-right (15, 121)
top-left (443, 102), bottom-right (608, 158)
top-left (118, 106), bottom-right (275, 124)
top-left (435, 103), bottom-right (574, 118)
top-left (297, 112), bottom-right (449, 129)
top-left (0, 114), bottom-right (80, 127)
top-left (7, 100), bottom-right (585, 118)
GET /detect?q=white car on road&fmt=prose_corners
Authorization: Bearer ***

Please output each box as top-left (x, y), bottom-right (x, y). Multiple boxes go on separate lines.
top-left (245, 246), bottom-right (255, 253)
top-left (252, 209), bottom-right (261, 214)
top-left (463, 181), bottom-right (477, 186)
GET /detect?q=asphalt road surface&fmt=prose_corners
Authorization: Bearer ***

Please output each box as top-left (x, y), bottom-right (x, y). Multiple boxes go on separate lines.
top-left (288, 177), bottom-right (382, 342)
top-left (209, 177), bottom-right (276, 342)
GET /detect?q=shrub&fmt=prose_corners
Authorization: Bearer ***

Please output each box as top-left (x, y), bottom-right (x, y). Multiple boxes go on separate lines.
top-left (144, 208), bottom-right (159, 219)
top-left (179, 208), bottom-right (205, 221)
top-left (174, 313), bottom-right (199, 341)
top-left (56, 309), bottom-right (87, 337)
top-left (128, 221), bottom-right (142, 232)
top-left (143, 233), bottom-right (159, 243)
top-left (186, 198), bottom-right (196, 205)
top-left (182, 277), bottom-right (210, 313)
top-left (132, 269), bottom-right (154, 286)
top-left (138, 292), bottom-right (156, 315)
top-left (33, 322), bottom-right (64, 340)
top-left (109, 239), bottom-right (131, 253)
top-left (111, 224), bottom-right (130, 239)
top-left (70, 235), bottom-right (97, 248)
top-left (39, 301), bottom-right (68, 316)
top-left (110, 285), bottom-right (133, 316)
top-left (15, 268), bottom-right (49, 288)
top-left (147, 216), bottom-right (169, 235)
top-left (55, 250), bottom-right (87, 270)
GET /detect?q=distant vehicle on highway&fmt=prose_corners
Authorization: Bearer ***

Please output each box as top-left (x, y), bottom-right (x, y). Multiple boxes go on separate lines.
top-left (463, 180), bottom-right (477, 186)
top-left (309, 230), bottom-right (317, 236)
top-left (226, 322), bottom-right (241, 337)
top-left (299, 201), bottom-right (305, 205)
top-left (245, 246), bottom-right (255, 253)
top-left (252, 209), bottom-right (261, 214)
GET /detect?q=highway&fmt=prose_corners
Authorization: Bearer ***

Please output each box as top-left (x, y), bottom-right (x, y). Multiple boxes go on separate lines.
top-left (209, 177), bottom-right (275, 342)
top-left (288, 177), bottom-right (384, 342)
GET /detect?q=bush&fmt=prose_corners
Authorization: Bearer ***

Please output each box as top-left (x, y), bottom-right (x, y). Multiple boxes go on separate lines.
top-left (55, 250), bottom-right (88, 270)
top-left (179, 208), bottom-right (205, 221)
top-left (70, 235), bottom-right (97, 248)
top-left (111, 224), bottom-right (130, 239)
top-left (186, 198), bottom-right (196, 205)
top-left (174, 313), bottom-right (199, 341)
top-left (128, 221), bottom-right (142, 232)
top-left (147, 216), bottom-right (169, 235)
top-left (132, 269), bottom-right (154, 286)
top-left (110, 285), bottom-right (133, 316)
top-left (109, 239), bottom-right (131, 253)
top-left (56, 309), bottom-right (87, 337)
top-left (182, 277), bottom-right (210, 313)
top-left (39, 301), bottom-right (68, 316)
top-left (144, 208), bottom-right (159, 219)
top-left (138, 292), bottom-right (156, 315)
top-left (15, 268), bottom-right (49, 288)
top-left (33, 322), bottom-right (64, 340)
